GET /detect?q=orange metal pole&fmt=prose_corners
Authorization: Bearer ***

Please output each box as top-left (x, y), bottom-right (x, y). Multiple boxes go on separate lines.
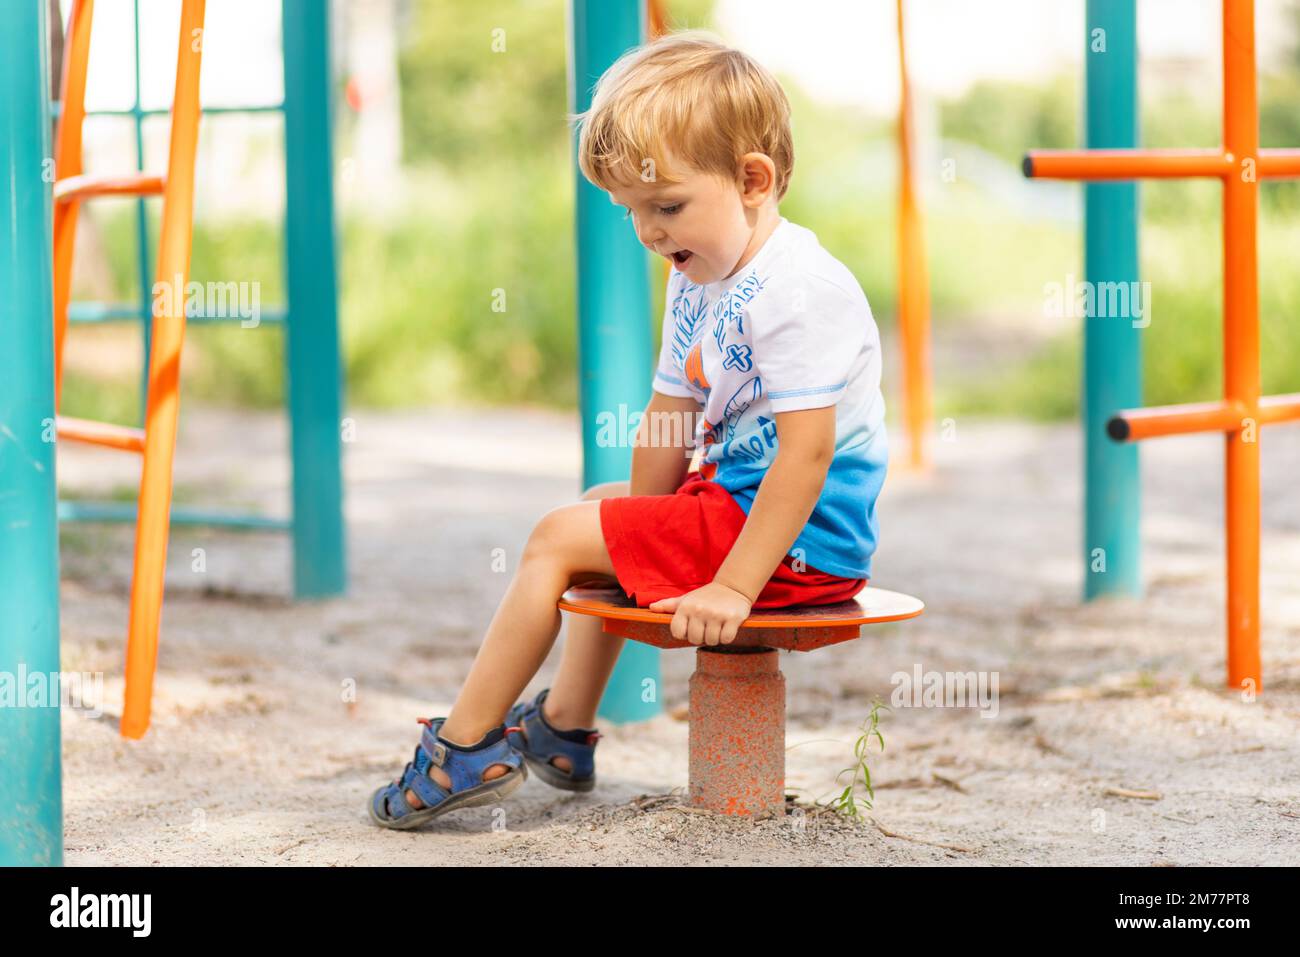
top-left (647, 0), bottom-right (667, 38)
top-left (121, 0), bottom-right (206, 739)
top-left (1111, 394), bottom-right (1300, 441)
top-left (1257, 148), bottom-right (1300, 178)
top-left (1025, 148), bottom-right (1230, 180)
top-left (1107, 400), bottom-right (1245, 442)
top-left (54, 172), bottom-right (165, 202)
top-left (895, 0), bottom-right (931, 469)
top-left (1222, 0), bottom-right (1261, 692)
top-left (56, 415), bottom-right (146, 453)
top-left (51, 0), bottom-right (95, 408)
top-left (1028, 149), bottom-right (1300, 181)
top-left (1257, 393), bottom-right (1300, 425)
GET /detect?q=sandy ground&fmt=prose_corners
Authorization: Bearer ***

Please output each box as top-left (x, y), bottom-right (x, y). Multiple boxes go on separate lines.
top-left (53, 405), bottom-right (1300, 866)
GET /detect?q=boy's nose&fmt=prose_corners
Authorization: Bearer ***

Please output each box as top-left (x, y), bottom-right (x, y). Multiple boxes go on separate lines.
top-left (635, 221), bottom-right (665, 250)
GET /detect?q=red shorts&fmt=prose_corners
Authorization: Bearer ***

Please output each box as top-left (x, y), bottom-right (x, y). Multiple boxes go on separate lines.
top-left (598, 471), bottom-right (867, 609)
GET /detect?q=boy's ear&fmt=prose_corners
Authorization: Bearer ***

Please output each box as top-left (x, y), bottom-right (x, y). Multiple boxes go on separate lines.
top-left (738, 152), bottom-right (777, 205)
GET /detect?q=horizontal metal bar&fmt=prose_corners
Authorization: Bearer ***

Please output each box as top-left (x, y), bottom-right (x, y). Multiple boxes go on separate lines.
top-left (1108, 394), bottom-right (1300, 442)
top-left (1258, 149), bottom-right (1300, 179)
top-left (68, 302), bottom-right (149, 322)
top-left (1259, 392), bottom-right (1300, 425)
top-left (55, 172), bottom-right (163, 202)
top-left (52, 102), bottom-right (285, 118)
top-left (1107, 400), bottom-right (1245, 442)
top-left (1024, 148), bottom-right (1231, 181)
top-left (67, 302), bottom-right (286, 325)
top-left (58, 415), bottom-right (145, 453)
top-left (58, 500), bottom-right (292, 531)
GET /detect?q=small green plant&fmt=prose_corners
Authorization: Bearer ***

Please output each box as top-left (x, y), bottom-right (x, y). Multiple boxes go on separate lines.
top-left (831, 697), bottom-right (888, 818)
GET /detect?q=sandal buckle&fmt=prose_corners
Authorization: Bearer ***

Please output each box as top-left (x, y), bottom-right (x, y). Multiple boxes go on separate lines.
top-left (428, 742), bottom-right (448, 767)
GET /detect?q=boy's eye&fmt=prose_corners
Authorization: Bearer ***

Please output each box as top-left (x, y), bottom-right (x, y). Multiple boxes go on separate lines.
top-left (659, 203), bottom-right (682, 215)
top-left (622, 207), bottom-right (633, 220)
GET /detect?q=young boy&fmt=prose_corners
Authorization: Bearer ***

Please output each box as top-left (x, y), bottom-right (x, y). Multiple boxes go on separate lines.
top-left (369, 32), bottom-right (889, 828)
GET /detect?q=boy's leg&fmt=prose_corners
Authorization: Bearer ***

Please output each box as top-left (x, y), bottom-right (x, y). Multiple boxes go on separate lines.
top-left (541, 482), bottom-right (631, 770)
top-left (547, 481), bottom-right (629, 727)
top-left (405, 496), bottom-right (617, 807)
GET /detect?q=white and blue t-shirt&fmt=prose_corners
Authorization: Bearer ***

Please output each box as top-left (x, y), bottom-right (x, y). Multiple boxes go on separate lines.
top-left (651, 216), bottom-right (888, 580)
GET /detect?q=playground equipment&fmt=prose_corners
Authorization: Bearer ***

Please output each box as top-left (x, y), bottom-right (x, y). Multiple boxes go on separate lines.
top-left (2, 0), bottom-right (345, 863)
top-left (571, 0), bottom-right (660, 724)
top-left (50, 0), bottom-right (347, 738)
top-left (559, 585), bottom-right (924, 815)
top-left (1025, 0), bottom-right (1300, 691)
top-left (0, 0), bottom-right (63, 868)
top-left (894, 0), bottom-right (932, 470)
top-left (53, 0), bottom-right (206, 741)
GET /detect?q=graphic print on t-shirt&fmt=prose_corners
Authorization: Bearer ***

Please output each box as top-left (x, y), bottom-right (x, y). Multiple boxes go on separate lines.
top-left (652, 217), bottom-right (890, 580)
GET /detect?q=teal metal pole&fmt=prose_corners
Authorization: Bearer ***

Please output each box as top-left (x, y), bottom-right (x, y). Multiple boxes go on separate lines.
top-left (0, 0), bottom-right (64, 867)
top-left (1083, 0), bottom-right (1142, 600)
top-left (132, 0), bottom-right (153, 426)
top-left (569, 0), bottom-right (659, 723)
top-left (283, 0), bottom-right (347, 598)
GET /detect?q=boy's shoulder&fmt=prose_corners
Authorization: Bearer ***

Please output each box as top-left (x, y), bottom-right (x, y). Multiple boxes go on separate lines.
top-left (665, 218), bottom-right (872, 325)
top-left (773, 220), bottom-right (871, 312)
top-left (720, 220), bottom-right (874, 346)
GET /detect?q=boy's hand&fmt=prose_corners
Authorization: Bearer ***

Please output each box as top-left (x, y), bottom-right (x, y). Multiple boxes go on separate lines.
top-left (648, 581), bottom-right (754, 646)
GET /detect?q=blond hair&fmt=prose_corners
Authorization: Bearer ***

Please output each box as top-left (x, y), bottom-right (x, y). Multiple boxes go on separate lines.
top-left (574, 32), bottom-right (794, 200)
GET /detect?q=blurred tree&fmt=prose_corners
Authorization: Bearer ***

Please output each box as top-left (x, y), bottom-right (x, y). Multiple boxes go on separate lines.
top-left (938, 75), bottom-right (1078, 167)
top-left (397, 0), bottom-right (569, 169)
top-left (396, 0), bottom-right (718, 170)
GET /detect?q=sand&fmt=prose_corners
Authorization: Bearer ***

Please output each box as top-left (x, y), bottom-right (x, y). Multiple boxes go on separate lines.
top-left (54, 405), bottom-right (1300, 865)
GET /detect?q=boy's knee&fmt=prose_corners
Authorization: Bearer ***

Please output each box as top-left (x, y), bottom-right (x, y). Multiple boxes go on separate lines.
top-left (523, 506), bottom-right (577, 561)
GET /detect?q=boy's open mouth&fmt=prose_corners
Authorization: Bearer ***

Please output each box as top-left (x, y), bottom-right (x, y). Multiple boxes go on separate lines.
top-left (671, 250), bottom-right (693, 267)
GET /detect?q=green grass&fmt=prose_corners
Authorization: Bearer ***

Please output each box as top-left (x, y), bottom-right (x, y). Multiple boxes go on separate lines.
top-left (830, 698), bottom-right (888, 818)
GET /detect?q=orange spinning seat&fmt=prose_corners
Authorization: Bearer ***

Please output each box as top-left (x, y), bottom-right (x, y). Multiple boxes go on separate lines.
top-left (557, 585), bottom-right (924, 815)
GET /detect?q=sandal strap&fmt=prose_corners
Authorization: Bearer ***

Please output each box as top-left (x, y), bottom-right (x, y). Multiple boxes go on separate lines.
top-left (375, 717), bottom-right (525, 823)
top-left (400, 748), bottom-right (452, 808)
top-left (507, 689), bottom-right (598, 779)
top-left (417, 717), bottom-right (524, 793)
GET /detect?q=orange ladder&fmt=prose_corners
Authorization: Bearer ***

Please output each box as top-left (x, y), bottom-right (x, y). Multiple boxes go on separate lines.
top-left (52, 0), bottom-right (207, 738)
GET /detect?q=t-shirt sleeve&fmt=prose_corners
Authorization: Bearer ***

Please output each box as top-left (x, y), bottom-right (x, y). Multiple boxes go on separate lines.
top-left (749, 274), bottom-right (869, 412)
top-left (652, 271), bottom-right (698, 399)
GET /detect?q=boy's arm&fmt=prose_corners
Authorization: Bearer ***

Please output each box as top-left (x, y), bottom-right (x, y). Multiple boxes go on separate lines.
top-left (629, 390), bottom-right (702, 496)
top-left (711, 406), bottom-right (836, 602)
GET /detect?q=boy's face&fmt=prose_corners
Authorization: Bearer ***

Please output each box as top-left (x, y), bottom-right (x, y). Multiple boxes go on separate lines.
top-left (607, 152), bottom-right (775, 285)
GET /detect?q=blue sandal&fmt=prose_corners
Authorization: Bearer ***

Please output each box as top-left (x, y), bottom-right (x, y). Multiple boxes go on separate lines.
top-left (369, 716), bottom-right (527, 829)
top-left (504, 689), bottom-right (601, 792)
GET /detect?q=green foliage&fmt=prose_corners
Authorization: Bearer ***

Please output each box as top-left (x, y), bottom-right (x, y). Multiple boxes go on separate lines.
top-left (946, 210), bottom-right (1300, 420)
top-left (396, 0), bottom-right (569, 169)
top-left (940, 74), bottom-right (1078, 166)
top-left (61, 2), bottom-right (1300, 427)
top-left (339, 160), bottom-right (579, 407)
